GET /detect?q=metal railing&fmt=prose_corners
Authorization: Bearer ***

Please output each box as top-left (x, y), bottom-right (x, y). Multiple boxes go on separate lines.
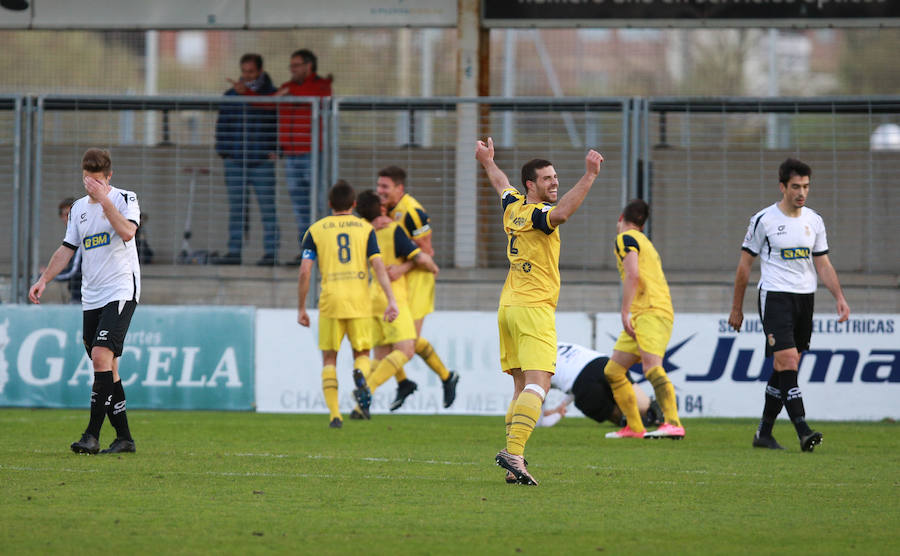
top-left (4, 94), bottom-right (899, 304)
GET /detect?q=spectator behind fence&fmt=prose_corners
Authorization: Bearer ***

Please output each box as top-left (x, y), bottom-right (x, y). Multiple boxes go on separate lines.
top-left (276, 49), bottom-right (333, 264)
top-left (53, 198), bottom-right (82, 303)
top-left (213, 53), bottom-right (280, 266)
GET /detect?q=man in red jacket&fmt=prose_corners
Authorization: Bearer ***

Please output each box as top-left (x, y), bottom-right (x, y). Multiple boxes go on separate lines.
top-left (277, 49), bottom-right (332, 263)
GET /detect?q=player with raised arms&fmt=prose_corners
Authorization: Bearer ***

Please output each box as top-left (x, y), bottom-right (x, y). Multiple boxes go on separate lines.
top-left (476, 136), bottom-right (603, 485)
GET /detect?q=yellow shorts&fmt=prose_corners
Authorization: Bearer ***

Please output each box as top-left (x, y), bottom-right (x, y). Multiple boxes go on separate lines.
top-left (372, 303), bottom-right (417, 346)
top-left (613, 313), bottom-right (673, 358)
top-left (407, 269), bottom-right (435, 320)
top-left (318, 316), bottom-right (374, 352)
top-left (497, 305), bottom-right (556, 373)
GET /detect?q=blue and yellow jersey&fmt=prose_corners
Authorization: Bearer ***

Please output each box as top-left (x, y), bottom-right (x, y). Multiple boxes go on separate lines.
top-left (389, 193), bottom-right (432, 242)
top-left (614, 229), bottom-right (673, 320)
top-left (370, 221), bottom-right (421, 314)
top-left (389, 193), bottom-right (434, 288)
top-left (497, 187), bottom-right (560, 308)
top-left (301, 214), bottom-right (381, 319)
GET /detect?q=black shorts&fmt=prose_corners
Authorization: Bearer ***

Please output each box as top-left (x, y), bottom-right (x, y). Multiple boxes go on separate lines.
top-left (572, 356), bottom-right (617, 423)
top-left (83, 300), bottom-right (137, 358)
top-left (757, 290), bottom-right (814, 357)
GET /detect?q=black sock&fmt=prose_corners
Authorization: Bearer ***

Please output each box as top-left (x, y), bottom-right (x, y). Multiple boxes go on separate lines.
top-left (757, 372), bottom-right (783, 437)
top-left (107, 380), bottom-right (133, 441)
top-left (779, 370), bottom-right (813, 438)
top-left (86, 371), bottom-right (114, 439)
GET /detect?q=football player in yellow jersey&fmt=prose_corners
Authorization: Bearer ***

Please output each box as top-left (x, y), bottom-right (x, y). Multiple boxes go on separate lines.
top-left (297, 181), bottom-right (400, 428)
top-left (604, 199), bottom-right (685, 440)
top-left (377, 166), bottom-right (459, 410)
top-left (346, 191), bottom-right (440, 418)
top-left (476, 136), bottom-right (604, 485)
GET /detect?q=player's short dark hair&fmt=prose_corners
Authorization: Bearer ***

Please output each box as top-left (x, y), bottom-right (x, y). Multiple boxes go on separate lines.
top-left (58, 197), bottom-right (75, 216)
top-left (239, 53), bottom-right (263, 70)
top-left (622, 199), bottom-right (649, 227)
top-left (521, 159), bottom-right (553, 188)
top-left (378, 165), bottom-right (406, 186)
top-left (356, 190), bottom-right (381, 222)
top-left (329, 179), bottom-right (355, 212)
top-left (82, 148), bottom-right (111, 176)
top-left (779, 158), bottom-right (812, 185)
top-left (291, 49), bottom-right (317, 73)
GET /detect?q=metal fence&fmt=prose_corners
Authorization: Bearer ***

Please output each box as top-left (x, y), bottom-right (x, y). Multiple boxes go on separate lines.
top-left (4, 94), bottom-right (899, 304)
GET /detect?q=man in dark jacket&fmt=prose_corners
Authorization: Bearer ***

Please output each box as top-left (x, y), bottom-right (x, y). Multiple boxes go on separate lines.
top-left (214, 53), bottom-right (279, 265)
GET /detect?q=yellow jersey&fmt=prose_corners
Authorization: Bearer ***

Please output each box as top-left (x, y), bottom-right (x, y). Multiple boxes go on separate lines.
top-left (370, 221), bottom-right (421, 314)
top-left (614, 229), bottom-right (674, 320)
top-left (498, 187), bottom-right (560, 308)
top-left (301, 214), bottom-right (381, 319)
top-left (389, 193), bottom-right (434, 286)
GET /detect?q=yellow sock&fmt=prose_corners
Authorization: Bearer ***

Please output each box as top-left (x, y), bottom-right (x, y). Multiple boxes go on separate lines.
top-left (507, 389), bottom-right (543, 456)
top-left (363, 359), bottom-right (378, 382)
top-left (646, 366), bottom-right (681, 427)
top-left (369, 350), bottom-right (410, 393)
top-left (394, 367), bottom-right (408, 382)
top-left (353, 355), bottom-right (371, 377)
top-left (321, 365), bottom-right (340, 420)
top-left (505, 399), bottom-right (516, 438)
top-left (415, 337), bottom-right (450, 381)
top-left (605, 360), bottom-right (645, 433)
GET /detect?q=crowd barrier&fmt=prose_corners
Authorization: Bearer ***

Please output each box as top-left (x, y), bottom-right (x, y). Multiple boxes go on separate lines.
top-left (1, 306), bottom-right (896, 420)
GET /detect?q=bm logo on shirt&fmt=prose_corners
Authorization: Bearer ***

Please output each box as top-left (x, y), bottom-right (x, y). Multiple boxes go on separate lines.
top-left (83, 232), bottom-right (110, 250)
top-left (781, 247), bottom-right (810, 260)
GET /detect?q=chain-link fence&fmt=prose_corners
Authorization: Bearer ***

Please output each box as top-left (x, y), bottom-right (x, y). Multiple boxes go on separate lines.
top-left (5, 94), bottom-right (899, 304)
top-left (642, 97), bottom-right (900, 274)
top-left (1, 96), bottom-right (25, 303)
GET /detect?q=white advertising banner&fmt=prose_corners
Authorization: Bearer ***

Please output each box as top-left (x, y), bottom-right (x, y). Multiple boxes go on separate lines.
top-left (256, 310), bottom-right (898, 420)
top-left (594, 313), bottom-right (899, 421)
top-left (255, 309), bottom-right (592, 415)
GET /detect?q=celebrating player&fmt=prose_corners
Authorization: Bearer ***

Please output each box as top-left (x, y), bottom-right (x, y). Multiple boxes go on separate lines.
top-left (476, 136), bottom-right (603, 485)
top-left (348, 191), bottom-right (439, 418)
top-left (297, 180), bottom-right (399, 428)
top-left (376, 166), bottom-right (459, 410)
top-left (604, 199), bottom-right (684, 440)
top-left (728, 158), bottom-right (849, 452)
top-left (29, 148), bottom-right (139, 454)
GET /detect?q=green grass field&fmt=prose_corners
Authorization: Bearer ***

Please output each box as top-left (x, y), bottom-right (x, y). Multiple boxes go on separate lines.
top-left (1, 409), bottom-right (897, 555)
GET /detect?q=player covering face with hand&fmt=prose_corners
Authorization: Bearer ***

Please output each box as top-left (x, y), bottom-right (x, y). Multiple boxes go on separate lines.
top-left (30, 148), bottom-right (140, 455)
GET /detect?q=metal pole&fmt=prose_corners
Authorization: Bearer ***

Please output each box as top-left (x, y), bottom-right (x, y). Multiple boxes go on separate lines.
top-left (501, 29), bottom-right (517, 148)
top-left (630, 97), bottom-right (641, 201)
top-left (454, 0), bottom-right (480, 269)
top-left (420, 28), bottom-right (436, 148)
top-left (642, 98), bottom-right (652, 238)
top-left (766, 28), bottom-right (779, 150)
top-left (11, 96), bottom-right (22, 303)
top-left (310, 99), bottom-right (319, 226)
top-left (31, 97), bottom-right (45, 285)
top-left (20, 97), bottom-right (32, 303)
top-left (620, 99), bottom-right (629, 211)
top-left (144, 30), bottom-right (159, 146)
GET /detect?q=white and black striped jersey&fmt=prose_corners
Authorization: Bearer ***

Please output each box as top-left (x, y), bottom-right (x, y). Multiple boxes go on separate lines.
top-left (554, 342), bottom-right (607, 394)
top-left (741, 203), bottom-right (828, 294)
top-left (63, 187), bottom-right (141, 310)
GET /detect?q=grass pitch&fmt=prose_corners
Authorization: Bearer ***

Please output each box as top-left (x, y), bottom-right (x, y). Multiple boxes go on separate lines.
top-left (1, 409), bottom-right (897, 555)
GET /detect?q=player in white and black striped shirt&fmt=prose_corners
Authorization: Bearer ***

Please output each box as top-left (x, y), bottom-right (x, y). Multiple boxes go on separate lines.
top-left (728, 158), bottom-right (850, 452)
top-left (30, 148), bottom-right (140, 455)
